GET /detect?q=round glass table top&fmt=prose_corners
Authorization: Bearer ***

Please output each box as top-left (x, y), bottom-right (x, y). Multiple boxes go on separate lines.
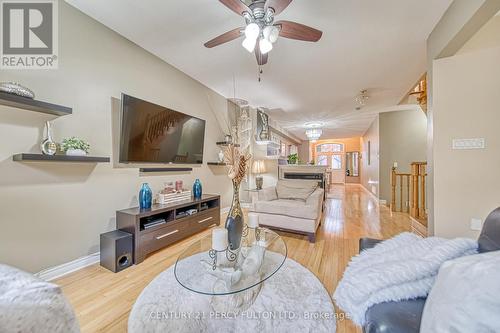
top-left (174, 228), bottom-right (287, 296)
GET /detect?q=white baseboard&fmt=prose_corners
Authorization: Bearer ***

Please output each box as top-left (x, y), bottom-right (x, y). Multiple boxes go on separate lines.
top-left (35, 252), bottom-right (100, 282)
top-left (36, 208), bottom-right (232, 281)
top-left (357, 184), bottom-right (382, 204)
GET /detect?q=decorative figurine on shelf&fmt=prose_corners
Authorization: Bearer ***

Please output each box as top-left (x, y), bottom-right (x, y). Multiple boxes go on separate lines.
top-left (40, 121), bottom-right (57, 155)
top-left (218, 149), bottom-right (225, 163)
top-left (139, 183), bottom-right (152, 210)
top-left (175, 180), bottom-right (183, 192)
top-left (222, 144), bottom-right (252, 250)
top-left (193, 179), bottom-right (202, 200)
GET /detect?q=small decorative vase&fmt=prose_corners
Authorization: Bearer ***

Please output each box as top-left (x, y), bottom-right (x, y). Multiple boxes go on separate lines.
top-left (40, 121), bottom-right (57, 155)
top-left (218, 149), bottom-right (225, 163)
top-left (193, 179), bottom-right (202, 200)
top-left (139, 183), bottom-right (152, 210)
top-left (225, 180), bottom-right (244, 250)
top-left (65, 148), bottom-right (87, 156)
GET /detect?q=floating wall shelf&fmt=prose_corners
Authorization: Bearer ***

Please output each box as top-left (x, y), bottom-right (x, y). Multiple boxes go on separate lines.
top-left (0, 91), bottom-right (72, 116)
top-left (139, 167), bottom-right (193, 173)
top-left (13, 153), bottom-right (110, 163)
top-left (207, 162), bottom-right (227, 166)
top-left (216, 142), bottom-right (240, 147)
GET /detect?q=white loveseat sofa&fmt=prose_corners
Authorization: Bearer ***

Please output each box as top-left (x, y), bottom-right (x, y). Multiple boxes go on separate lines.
top-left (250, 180), bottom-right (324, 242)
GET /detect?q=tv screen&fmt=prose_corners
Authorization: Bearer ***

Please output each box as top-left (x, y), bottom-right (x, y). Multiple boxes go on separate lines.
top-left (119, 94), bottom-right (206, 164)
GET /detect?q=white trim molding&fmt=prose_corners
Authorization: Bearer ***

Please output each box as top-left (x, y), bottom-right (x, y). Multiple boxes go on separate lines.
top-left (35, 252), bottom-right (100, 281)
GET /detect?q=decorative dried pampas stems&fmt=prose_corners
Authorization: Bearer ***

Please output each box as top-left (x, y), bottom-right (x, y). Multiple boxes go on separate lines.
top-left (223, 145), bottom-right (252, 184)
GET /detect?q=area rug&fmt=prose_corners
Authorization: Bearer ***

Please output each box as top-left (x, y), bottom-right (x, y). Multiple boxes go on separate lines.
top-left (128, 254), bottom-right (336, 333)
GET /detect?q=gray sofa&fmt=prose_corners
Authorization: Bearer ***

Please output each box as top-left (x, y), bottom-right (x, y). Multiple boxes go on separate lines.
top-left (359, 207), bottom-right (500, 333)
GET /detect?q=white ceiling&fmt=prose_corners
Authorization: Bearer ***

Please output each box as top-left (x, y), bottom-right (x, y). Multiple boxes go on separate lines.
top-left (67, 0), bottom-right (451, 140)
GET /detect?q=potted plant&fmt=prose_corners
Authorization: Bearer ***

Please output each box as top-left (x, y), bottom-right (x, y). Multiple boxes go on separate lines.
top-left (287, 153), bottom-right (299, 165)
top-left (61, 137), bottom-right (90, 156)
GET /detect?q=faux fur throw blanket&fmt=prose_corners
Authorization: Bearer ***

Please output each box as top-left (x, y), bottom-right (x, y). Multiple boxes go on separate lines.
top-left (333, 232), bottom-right (478, 326)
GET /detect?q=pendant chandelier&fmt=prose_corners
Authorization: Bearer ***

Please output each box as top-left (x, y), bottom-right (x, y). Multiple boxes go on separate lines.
top-left (305, 128), bottom-right (323, 142)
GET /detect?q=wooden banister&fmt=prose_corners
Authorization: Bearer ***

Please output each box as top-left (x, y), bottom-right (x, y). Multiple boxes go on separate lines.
top-left (391, 167), bottom-right (411, 213)
top-left (391, 162), bottom-right (427, 223)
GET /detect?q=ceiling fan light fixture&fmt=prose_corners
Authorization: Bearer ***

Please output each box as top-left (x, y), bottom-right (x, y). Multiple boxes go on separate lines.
top-left (263, 25), bottom-right (280, 44)
top-left (242, 37), bottom-right (257, 53)
top-left (244, 23), bottom-right (260, 40)
top-left (259, 37), bottom-right (273, 54)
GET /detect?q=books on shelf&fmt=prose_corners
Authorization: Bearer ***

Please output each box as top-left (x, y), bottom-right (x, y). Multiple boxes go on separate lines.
top-left (158, 190), bottom-right (192, 205)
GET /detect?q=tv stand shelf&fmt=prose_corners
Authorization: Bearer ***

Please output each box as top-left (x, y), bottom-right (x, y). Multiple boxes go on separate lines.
top-left (117, 194), bottom-right (220, 264)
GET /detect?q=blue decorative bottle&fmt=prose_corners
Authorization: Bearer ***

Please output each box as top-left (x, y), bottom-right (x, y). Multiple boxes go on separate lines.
top-left (139, 183), bottom-right (152, 210)
top-left (193, 179), bottom-right (202, 200)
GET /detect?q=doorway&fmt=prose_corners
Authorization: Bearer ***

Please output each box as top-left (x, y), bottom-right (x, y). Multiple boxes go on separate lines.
top-left (314, 143), bottom-right (345, 184)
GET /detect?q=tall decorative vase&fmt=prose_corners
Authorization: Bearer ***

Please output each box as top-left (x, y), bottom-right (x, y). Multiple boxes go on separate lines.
top-left (40, 121), bottom-right (57, 155)
top-left (225, 180), bottom-right (244, 250)
top-left (193, 179), bottom-right (202, 200)
top-left (139, 183), bottom-right (152, 210)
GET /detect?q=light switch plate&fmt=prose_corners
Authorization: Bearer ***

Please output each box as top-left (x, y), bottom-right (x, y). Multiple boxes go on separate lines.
top-left (452, 138), bottom-right (485, 150)
top-left (470, 218), bottom-right (483, 231)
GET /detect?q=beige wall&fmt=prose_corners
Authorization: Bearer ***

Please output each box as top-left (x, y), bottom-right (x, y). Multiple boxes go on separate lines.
top-left (297, 140), bottom-right (311, 164)
top-left (426, 0), bottom-right (500, 235)
top-left (379, 110), bottom-right (427, 203)
top-left (433, 45), bottom-right (500, 239)
top-left (0, 2), bottom-right (233, 273)
top-left (361, 118), bottom-right (380, 197)
top-left (457, 15), bottom-right (500, 54)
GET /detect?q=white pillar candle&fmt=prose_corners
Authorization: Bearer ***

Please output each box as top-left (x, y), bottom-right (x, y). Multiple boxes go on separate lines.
top-left (393, 161), bottom-right (398, 168)
top-left (212, 228), bottom-right (228, 251)
top-left (248, 213), bottom-right (259, 228)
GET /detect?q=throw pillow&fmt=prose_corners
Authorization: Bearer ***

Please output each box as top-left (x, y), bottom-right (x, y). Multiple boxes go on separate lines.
top-left (419, 250), bottom-right (500, 333)
top-left (276, 180), bottom-right (318, 201)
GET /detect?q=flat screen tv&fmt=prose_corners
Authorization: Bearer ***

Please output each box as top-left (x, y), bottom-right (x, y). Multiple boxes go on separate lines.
top-left (119, 94), bottom-right (206, 164)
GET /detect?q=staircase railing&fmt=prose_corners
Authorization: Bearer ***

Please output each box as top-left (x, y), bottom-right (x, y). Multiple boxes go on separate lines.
top-left (410, 162), bottom-right (427, 221)
top-left (391, 162), bottom-right (427, 222)
top-left (391, 169), bottom-right (411, 213)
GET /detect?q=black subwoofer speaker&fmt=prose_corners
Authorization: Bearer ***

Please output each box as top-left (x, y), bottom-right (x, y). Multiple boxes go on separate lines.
top-left (100, 230), bottom-right (133, 273)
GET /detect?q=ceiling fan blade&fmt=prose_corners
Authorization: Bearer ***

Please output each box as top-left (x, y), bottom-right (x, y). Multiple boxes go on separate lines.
top-left (219, 0), bottom-right (251, 16)
top-left (255, 43), bottom-right (268, 65)
top-left (275, 20), bottom-right (322, 42)
top-left (204, 27), bottom-right (243, 48)
top-left (265, 0), bottom-right (293, 15)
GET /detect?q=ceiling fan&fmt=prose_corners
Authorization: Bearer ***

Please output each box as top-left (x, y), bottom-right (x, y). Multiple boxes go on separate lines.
top-left (204, 0), bottom-right (323, 66)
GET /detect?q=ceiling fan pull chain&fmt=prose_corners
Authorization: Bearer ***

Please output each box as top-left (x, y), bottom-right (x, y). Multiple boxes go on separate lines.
top-left (258, 65), bottom-right (263, 82)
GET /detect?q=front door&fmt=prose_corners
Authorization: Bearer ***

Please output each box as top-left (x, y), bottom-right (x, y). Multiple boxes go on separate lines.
top-left (315, 143), bottom-right (346, 184)
top-left (329, 153), bottom-right (345, 184)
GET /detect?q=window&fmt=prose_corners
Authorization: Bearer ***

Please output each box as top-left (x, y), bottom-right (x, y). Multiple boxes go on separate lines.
top-left (332, 154), bottom-right (342, 169)
top-left (317, 155), bottom-right (328, 166)
top-left (316, 143), bottom-right (343, 153)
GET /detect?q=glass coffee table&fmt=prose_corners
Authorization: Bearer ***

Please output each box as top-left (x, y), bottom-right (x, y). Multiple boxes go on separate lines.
top-left (174, 228), bottom-right (287, 313)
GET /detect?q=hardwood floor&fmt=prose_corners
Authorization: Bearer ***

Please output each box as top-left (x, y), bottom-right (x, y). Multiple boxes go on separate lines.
top-left (55, 184), bottom-right (412, 333)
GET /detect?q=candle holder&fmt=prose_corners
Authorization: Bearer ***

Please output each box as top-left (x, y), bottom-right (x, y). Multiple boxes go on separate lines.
top-left (242, 224), bottom-right (262, 243)
top-left (208, 246), bottom-right (237, 270)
